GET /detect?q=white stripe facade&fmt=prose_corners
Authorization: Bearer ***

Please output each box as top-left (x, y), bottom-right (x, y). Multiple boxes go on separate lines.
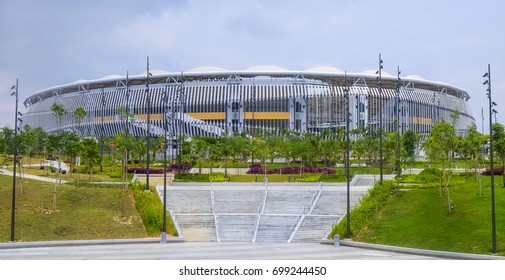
top-left (21, 69), bottom-right (474, 139)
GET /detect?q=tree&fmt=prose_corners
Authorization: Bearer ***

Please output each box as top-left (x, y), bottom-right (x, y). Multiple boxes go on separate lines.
top-left (73, 107), bottom-right (87, 136)
top-left (492, 123), bottom-right (505, 187)
top-left (401, 129), bottom-right (421, 173)
top-left (50, 102), bottom-right (67, 134)
top-left (191, 135), bottom-right (208, 176)
top-left (421, 119), bottom-right (457, 213)
top-left (81, 138), bottom-right (101, 180)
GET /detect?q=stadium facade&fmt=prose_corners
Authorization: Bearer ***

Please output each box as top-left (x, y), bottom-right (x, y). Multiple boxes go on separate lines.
top-left (21, 66), bottom-right (474, 140)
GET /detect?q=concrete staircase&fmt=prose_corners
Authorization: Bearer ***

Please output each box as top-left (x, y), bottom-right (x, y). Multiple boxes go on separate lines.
top-left (158, 184), bottom-right (371, 243)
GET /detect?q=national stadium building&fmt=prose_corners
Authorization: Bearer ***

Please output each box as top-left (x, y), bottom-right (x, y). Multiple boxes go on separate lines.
top-left (21, 66), bottom-right (474, 140)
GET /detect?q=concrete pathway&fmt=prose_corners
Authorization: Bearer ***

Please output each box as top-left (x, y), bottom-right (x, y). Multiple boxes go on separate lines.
top-left (0, 238), bottom-right (502, 260)
top-left (0, 168), bottom-right (68, 184)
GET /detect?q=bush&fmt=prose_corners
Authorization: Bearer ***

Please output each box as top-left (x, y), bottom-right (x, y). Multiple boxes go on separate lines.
top-left (127, 168), bottom-right (165, 174)
top-left (418, 168), bottom-right (441, 183)
top-left (168, 163), bottom-right (192, 173)
top-left (247, 164), bottom-right (336, 175)
top-left (209, 172), bottom-right (229, 182)
top-left (481, 168), bottom-right (504, 176)
top-left (296, 173), bottom-right (321, 182)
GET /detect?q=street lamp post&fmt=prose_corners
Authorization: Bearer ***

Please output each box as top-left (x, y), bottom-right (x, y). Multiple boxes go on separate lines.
top-left (376, 54), bottom-right (384, 184)
top-left (395, 66), bottom-right (402, 178)
top-left (161, 85), bottom-right (169, 244)
top-left (100, 87), bottom-right (105, 173)
top-left (483, 64), bottom-right (497, 254)
top-left (344, 72), bottom-right (351, 239)
top-left (145, 56), bottom-right (152, 191)
top-left (9, 78), bottom-right (19, 242)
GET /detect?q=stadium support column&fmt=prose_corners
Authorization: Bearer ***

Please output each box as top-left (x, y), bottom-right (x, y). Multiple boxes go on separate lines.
top-left (376, 54), bottom-right (384, 184)
top-left (9, 78), bottom-right (20, 242)
top-left (483, 64), bottom-right (497, 254)
top-left (344, 72), bottom-right (351, 239)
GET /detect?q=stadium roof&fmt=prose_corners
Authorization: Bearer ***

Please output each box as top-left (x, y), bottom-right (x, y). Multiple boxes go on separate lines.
top-left (23, 66), bottom-right (470, 107)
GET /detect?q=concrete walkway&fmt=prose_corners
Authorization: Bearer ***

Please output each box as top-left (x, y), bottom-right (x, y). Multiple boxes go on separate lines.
top-left (0, 167), bottom-right (68, 184)
top-left (0, 238), bottom-right (502, 260)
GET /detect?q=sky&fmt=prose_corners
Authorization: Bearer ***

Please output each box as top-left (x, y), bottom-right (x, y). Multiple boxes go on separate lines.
top-left (1, 0), bottom-right (504, 133)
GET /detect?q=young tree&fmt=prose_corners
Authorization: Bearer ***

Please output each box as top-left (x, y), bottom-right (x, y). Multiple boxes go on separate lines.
top-left (49, 102), bottom-right (68, 210)
top-left (492, 123), bottom-right (505, 187)
top-left (81, 138), bottom-right (101, 180)
top-left (421, 120), bottom-right (457, 213)
top-left (73, 107), bottom-right (87, 136)
top-left (401, 129), bottom-right (421, 173)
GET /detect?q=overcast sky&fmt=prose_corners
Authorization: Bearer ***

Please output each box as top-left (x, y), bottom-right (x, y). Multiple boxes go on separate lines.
top-left (1, 0), bottom-right (504, 133)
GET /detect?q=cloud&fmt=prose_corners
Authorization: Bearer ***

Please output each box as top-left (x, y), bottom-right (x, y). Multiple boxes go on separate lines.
top-left (0, 0), bottom-right (504, 130)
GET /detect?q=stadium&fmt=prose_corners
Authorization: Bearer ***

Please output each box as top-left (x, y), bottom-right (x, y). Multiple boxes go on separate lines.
top-left (21, 66), bottom-right (475, 140)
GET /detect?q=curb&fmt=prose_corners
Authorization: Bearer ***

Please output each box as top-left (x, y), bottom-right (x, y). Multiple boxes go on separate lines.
top-left (0, 237), bottom-right (185, 250)
top-left (320, 239), bottom-right (505, 260)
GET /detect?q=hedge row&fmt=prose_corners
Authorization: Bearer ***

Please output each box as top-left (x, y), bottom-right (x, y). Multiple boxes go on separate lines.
top-left (127, 163), bottom-right (192, 174)
top-left (247, 164), bottom-right (336, 175)
top-left (330, 180), bottom-right (395, 240)
top-left (481, 168), bottom-right (505, 176)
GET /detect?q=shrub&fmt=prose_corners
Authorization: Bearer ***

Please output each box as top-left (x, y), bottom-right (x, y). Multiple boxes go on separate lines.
top-left (296, 173), bottom-right (321, 182)
top-left (209, 172), bottom-right (229, 182)
top-left (247, 164), bottom-right (336, 175)
top-left (168, 163), bottom-right (192, 173)
top-left (417, 168), bottom-right (441, 183)
top-left (481, 168), bottom-right (504, 176)
top-left (127, 168), bottom-right (165, 174)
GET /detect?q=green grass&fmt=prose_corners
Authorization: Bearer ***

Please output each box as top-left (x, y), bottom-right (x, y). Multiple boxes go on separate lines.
top-left (346, 174), bottom-right (505, 255)
top-left (0, 173), bottom-right (176, 242)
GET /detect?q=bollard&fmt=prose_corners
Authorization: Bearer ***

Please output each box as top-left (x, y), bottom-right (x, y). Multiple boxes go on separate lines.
top-left (334, 234), bottom-right (340, 247)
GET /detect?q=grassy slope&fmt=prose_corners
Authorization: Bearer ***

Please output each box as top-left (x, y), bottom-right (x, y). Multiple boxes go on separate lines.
top-left (354, 175), bottom-right (505, 255)
top-left (0, 175), bottom-right (149, 242)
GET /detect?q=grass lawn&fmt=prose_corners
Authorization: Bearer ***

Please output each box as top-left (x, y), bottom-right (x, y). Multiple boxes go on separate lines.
top-left (353, 174), bottom-right (505, 255)
top-left (0, 174), bottom-right (150, 242)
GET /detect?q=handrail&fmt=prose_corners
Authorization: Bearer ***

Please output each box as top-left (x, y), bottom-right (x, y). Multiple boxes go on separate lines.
top-left (210, 188), bottom-right (220, 242)
top-left (252, 187), bottom-right (268, 242)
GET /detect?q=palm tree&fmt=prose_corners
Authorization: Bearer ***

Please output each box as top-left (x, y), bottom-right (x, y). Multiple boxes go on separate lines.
top-left (49, 102), bottom-right (67, 210)
top-left (73, 107), bottom-right (87, 136)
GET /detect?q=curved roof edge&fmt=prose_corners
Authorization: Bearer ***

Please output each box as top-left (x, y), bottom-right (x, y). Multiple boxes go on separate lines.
top-left (23, 68), bottom-right (470, 107)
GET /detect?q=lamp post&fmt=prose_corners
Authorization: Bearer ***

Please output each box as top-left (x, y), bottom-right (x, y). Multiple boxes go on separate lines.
top-left (145, 56), bottom-right (152, 191)
top-left (395, 66), bottom-right (402, 178)
top-left (344, 71), bottom-right (351, 239)
top-left (161, 85), bottom-right (169, 244)
top-left (100, 87), bottom-right (105, 173)
top-left (376, 54), bottom-right (384, 184)
top-left (483, 64), bottom-right (496, 254)
top-left (9, 78), bottom-right (19, 242)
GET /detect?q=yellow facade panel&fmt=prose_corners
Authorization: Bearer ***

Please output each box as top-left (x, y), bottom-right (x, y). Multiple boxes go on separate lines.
top-left (187, 112), bottom-right (226, 120)
top-left (411, 117), bottom-right (433, 125)
top-left (135, 114), bottom-right (163, 121)
top-left (243, 112), bottom-right (290, 120)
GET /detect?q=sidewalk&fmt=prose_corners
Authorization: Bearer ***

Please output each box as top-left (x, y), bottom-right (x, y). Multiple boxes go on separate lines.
top-left (0, 168), bottom-right (68, 184)
top-left (1, 237), bottom-right (503, 260)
